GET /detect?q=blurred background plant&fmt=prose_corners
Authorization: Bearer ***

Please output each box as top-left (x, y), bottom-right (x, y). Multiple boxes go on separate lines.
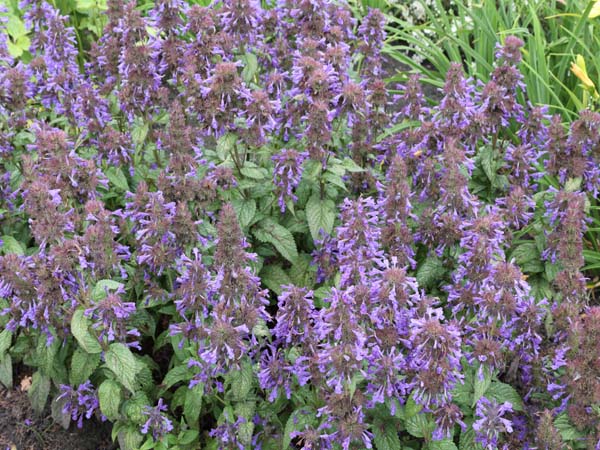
top-left (350, 0), bottom-right (600, 119)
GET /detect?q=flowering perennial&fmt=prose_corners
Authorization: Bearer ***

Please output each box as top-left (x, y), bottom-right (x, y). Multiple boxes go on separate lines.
top-left (0, 1), bottom-right (599, 449)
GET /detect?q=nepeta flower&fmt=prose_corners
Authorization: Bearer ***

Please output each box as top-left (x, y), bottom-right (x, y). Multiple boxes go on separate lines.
top-left (84, 286), bottom-right (140, 348)
top-left (57, 381), bottom-right (100, 428)
top-left (272, 149), bottom-right (307, 212)
top-left (141, 398), bottom-right (174, 440)
top-left (473, 397), bottom-right (514, 450)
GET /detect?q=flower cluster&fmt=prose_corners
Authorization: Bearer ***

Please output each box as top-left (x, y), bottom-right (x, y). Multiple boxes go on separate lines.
top-left (0, 1), bottom-right (599, 449)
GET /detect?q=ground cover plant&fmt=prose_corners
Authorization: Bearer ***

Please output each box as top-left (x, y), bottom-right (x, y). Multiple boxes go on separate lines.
top-left (1, 1), bottom-right (600, 449)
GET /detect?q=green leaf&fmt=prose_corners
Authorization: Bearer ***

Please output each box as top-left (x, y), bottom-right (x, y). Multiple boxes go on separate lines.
top-left (98, 379), bottom-right (122, 421)
top-left (69, 349), bottom-right (101, 386)
top-left (0, 329), bottom-right (12, 357)
top-left (105, 343), bottom-right (139, 393)
top-left (486, 381), bottom-right (524, 412)
top-left (511, 243), bottom-right (544, 273)
top-left (162, 364), bottom-right (192, 391)
top-left (29, 371), bottom-right (51, 414)
top-left (429, 440), bottom-right (458, 450)
top-left (118, 426), bottom-right (144, 450)
top-left (232, 198), bottom-right (257, 228)
top-left (6, 15), bottom-right (27, 39)
top-left (405, 413), bottom-right (432, 439)
top-left (254, 219), bottom-right (298, 264)
top-left (92, 279), bottom-right (124, 301)
top-left (554, 413), bottom-right (585, 441)
top-left (372, 419), bottom-right (401, 450)
top-left (404, 394), bottom-right (423, 419)
top-left (216, 133), bottom-right (237, 161)
top-left (260, 264), bottom-right (292, 295)
top-left (230, 360), bottom-right (254, 401)
top-left (283, 409), bottom-right (315, 449)
top-left (564, 177), bottom-right (582, 192)
top-left (184, 383), bottom-right (204, 426)
top-left (235, 401), bottom-right (256, 445)
top-left (179, 429), bottom-right (199, 445)
top-left (7, 40), bottom-right (24, 58)
top-left (479, 146), bottom-right (497, 183)
top-left (416, 256), bottom-right (445, 289)
top-left (105, 167), bottom-right (130, 192)
top-left (452, 369), bottom-right (474, 409)
top-left (305, 194), bottom-right (335, 241)
top-left (240, 166), bottom-right (268, 180)
top-left (341, 158), bottom-right (364, 172)
top-left (71, 308), bottom-right (102, 354)
top-left (1, 236), bottom-right (25, 255)
top-left (132, 118), bottom-right (149, 146)
top-left (0, 354), bottom-right (13, 388)
top-left (459, 427), bottom-right (484, 450)
top-left (242, 53), bottom-right (258, 83)
top-left (51, 394), bottom-right (71, 429)
top-left (288, 253), bottom-right (316, 288)
top-left (472, 366), bottom-right (492, 407)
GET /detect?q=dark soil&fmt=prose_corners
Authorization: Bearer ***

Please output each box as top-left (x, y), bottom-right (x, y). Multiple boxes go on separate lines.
top-left (0, 377), bottom-right (115, 450)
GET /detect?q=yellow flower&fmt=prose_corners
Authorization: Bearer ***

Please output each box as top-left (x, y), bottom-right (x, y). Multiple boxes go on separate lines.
top-left (571, 55), bottom-right (596, 90)
top-left (590, 1), bottom-right (600, 18)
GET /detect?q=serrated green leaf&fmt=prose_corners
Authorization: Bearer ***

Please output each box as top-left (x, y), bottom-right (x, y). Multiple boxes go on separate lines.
top-left (6, 15), bottom-right (27, 39)
top-left (255, 219), bottom-right (298, 263)
top-left (459, 427), bottom-right (484, 450)
top-left (70, 349), bottom-right (101, 386)
top-left (288, 253), bottom-right (315, 288)
top-left (452, 371), bottom-right (474, 409)
top-left (92, 279), bottom-right (124, 301)
top-left (240, 166), bottom-right (268, 180)
top-left (372, 419), bottom-right (401, 450)
top-left (511, 242), bottom-right (543, 273)
top-left (132, 118), bottom-right (149, 146)
top-left (305, 194), bottom-right (335, 241)
top-left (216, 133), bottom-right (237, 161)
top-left (242, 53), bottom-right (258, 83)
top-left (479, 146), bottom-right (496, 183)
top-left (99, 379), bottom-right (122, 421)
top-left (235, 401), bottom-right (256, 445)
top-left (341, 158), bottom-right (364, 173)
top-left (486, 381), bottom-right (524, 411)
top-left (554, 413), bottom-right (585, 441)
top-left (6, 40), bottom-right (23, 58)
top-left (232, 198), bottom-right (257, 228)
top-left (184, 383), bottom-right (204, 426)
top-left (1, 235), bottom-right (25, 255)
top-left (260, 264), bottom-right (292, 295)
top-left (545, 262), bottom-right (560, 282)
top-left (404, 394), bottom-right (423, 419)
top-left (429, 440), bottom-right (458, 450)
top-left (564, 177), bottom-right (582, 192)
top-left (230, 360), bottom-right (254, 401)
top-left (105, 343), bottom-right (139, 393)
top-left (0, 329), bottom-right (12, 357)
top-left (405, 413), bottom-right (432, 439)
top-left (0, 354), bottom-right (13, 388)
top-left (162, 364), bottom-right (191, 391)
top-left (105, 167), bottom-right (129, 192)
top-left (472, 366), bottom-right (492, 407)
top-left (71, 308), bottom-right (102, 354)
top-left (416, 256), bottom-right (445, 288)
top-left (118, 426), bottom-right (144, 450)
top-left (29, 371), bottom-right (51, 414)
top-left (179, 429), bottom-right (199, 445)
